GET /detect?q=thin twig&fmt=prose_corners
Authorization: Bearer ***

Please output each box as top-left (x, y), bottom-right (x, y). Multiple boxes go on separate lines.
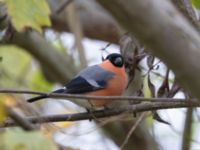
top-left (0, 89), bottom-right (198, 103)
top-left (2, 101), bottom-right (200, 128)
top-left (0, 89), bottom-right (45, 95)
top-left (120, 112), bottom-right (146, 150)
top-left (181, 108), bottom-right (193, 150)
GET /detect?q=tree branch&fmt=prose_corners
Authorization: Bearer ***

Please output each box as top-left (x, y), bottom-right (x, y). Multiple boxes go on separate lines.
top-left (49, 0), bottom-right (122, 43)
top-left (6, 107), bottom-right (36, 131)
top-left (120, 112), bottom-right (146, 150)
top-left (8, 31), bottom-right (77, 83)
top-left (96, 0), bottom-right (200, 101)
top-left (2, 101), bottom-right (199, 128)
top-left (171, 0), bottom-right (199, 30)
top-left (181, 108), bottom-right (193, 150)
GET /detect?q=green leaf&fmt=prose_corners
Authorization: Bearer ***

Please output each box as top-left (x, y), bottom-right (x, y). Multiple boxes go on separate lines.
top-left (5, 0), bottom-right (51, 33)
top-left (28, 69), bottom-right (53, 91)
top-left (1, 129), bottom-right (58, 150)
top-left (0, 45), bottom-right (31, 88)
top-left (143, 75), bottom-right (152, 98)
top-left (191, 0), bottom-right (200, 9)
top-left (145, 115), bottom-right (154, 127)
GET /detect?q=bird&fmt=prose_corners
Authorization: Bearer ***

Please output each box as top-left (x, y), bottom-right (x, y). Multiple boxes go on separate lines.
top-left (27, 53), bottom-right (128, 107)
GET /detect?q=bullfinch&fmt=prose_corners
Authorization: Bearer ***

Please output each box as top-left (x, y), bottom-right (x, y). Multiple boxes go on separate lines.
top-left (27, 53), bottom-right (128, 107)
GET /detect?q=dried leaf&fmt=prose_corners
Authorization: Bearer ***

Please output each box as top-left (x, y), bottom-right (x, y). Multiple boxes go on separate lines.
top-left (152, 111), bottom-right (170, 125)
top-left (101, 56), bottom-right (105, 61)
top-left (168, 80), bottom-right (181, 98)
top-left (157, 69), bottom-right (170, 97)
top-left (120, 33), bottom-right (144, 77)
top-left (147, 55), bottom-right (154, 69)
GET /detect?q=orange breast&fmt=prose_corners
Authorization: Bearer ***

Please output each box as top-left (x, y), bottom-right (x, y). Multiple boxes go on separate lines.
top-left (87, 61), bottom-right (128, 107)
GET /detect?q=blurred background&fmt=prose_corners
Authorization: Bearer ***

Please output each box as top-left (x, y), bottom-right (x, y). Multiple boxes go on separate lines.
top-left (0, 0), bottom-right (200, 150)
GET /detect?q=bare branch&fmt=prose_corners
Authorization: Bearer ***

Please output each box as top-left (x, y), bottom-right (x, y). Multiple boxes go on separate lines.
top-left (96, 0), bottom-right (200, 101)
top-left (65, 1), bottom-right (87, 68)
top-left (2, 101), bottom-right (200, 128)
top-left (50, 0), bottom-right (121, 43)
top-left (171, 0), bottom-right (199, 30)
top-left (0, 89), bottom-right (198, 103)
top-left (120, 112), bottom-right (146, 150)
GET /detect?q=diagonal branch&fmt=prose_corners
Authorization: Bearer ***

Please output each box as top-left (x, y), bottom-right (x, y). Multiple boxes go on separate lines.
top-left (96, 0), bottom-right (200, 101)
top-left (6, 107), bottom-right (36, 131)
top-left (120, 112), bottom-right (146, 150)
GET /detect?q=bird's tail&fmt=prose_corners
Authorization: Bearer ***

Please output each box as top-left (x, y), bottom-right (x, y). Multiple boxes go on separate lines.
top-left (27, 95), bottom-right (48, 103)
top-left (27, 87), bottom-right (67, 103)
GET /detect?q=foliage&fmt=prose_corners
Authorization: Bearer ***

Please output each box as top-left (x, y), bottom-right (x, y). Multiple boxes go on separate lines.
top-left (4, 0), bottom-right (51, 33)
top-left (191, 0), bottom-right (200, 9)
top-left (0, 95), bottom-right (7, 122)
top-left (0, 45), bottom-right (53, 90)
top-left (0, 45), bottom-right (31, 87)
top-left (0, 129), bottom-right (58, 150)
top-left (28, 69), bottom-right (53, 91)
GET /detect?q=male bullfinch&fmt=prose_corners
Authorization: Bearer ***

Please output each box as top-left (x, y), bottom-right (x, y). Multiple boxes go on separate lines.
top-left (27, 53), bottom-right (128, 107)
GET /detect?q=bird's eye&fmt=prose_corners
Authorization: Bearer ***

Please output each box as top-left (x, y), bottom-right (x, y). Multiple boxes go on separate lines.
top-left (114, 57), bottom-right (123, 67)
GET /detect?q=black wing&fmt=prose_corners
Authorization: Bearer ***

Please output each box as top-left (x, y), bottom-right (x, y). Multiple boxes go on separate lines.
top-left (57, 76), bottom-right (106, 94)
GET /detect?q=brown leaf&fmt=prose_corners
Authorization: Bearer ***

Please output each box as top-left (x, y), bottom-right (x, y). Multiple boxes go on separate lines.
top-left (152, 111), bottom-right (170, 125)
top-left (168, 80), bottom-right (181, 98)
top-left (157, 69), bottom-right (170, 97)
top-left (147, 55), bottom-right (155, 69)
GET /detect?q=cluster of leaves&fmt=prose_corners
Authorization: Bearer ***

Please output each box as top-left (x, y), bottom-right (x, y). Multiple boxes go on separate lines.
top-left (0, 0), bottom-right (60, 149)
top-left (120, 33), bottom-right (183, 125)
top-left (4, 0), bottom-right (51, 33)
top-left (143, 55), bottom-right (181, 124)
top-left (145, 55), bottom-right (181, 99)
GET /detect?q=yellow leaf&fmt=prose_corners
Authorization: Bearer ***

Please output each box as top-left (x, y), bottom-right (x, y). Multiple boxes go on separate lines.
top-left (0, 95), bottom-right (7, 122)
top-left (4, 95), bottom-right (17, 107)
top-left (53, 121), bottom-right (73, 128)
top-left (5, 0), bottom-right (51, 33)
top-left (41, 110), bottom-right (75, 138)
